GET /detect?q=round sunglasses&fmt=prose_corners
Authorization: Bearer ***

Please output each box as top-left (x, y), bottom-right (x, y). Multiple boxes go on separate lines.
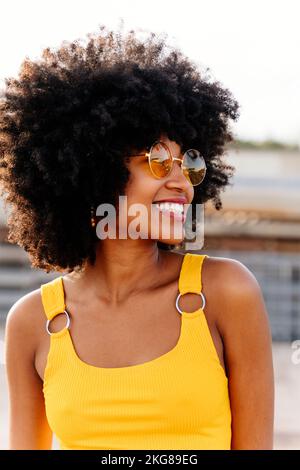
top-left (130, 141), bottom-right (207, 186)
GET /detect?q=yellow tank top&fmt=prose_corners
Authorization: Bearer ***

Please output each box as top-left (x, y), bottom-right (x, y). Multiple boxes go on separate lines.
top-left (41, 253), bottom-right (232, 450)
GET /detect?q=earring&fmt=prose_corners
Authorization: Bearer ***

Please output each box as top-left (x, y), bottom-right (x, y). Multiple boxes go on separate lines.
top-left (90, 205), bottom-right (96, 228)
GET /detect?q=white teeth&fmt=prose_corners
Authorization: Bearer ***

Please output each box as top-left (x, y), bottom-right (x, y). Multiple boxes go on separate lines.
top-left (154, 202), bottom-right (184, 214)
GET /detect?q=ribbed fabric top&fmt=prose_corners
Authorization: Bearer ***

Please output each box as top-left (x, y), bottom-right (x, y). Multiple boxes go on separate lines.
top-left (41, 253), bottom-right (231, 450)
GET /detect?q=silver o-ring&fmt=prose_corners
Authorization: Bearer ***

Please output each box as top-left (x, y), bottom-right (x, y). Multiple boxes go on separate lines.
top-left (46, 309), bottom-right (71, 336)
top-left (175, 291), bottom-right (206, 315)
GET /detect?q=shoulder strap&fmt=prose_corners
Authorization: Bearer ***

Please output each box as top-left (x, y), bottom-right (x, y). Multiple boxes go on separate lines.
top-left (178, 253), bottom-right (208, 295)
top-left (40, 276), bottom-right (66, 321)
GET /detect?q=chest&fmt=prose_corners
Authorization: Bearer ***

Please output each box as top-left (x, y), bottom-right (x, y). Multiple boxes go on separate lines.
top-left (35, 283), bottom-right (225, 381)
top-left (43, 329), bottom-right (231, 450)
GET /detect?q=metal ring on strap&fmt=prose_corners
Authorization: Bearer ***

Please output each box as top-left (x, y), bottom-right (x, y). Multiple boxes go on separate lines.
top-left (46, 309), bottom-right (71, 336)
top-left (175, 291), bottom-right (206, 315)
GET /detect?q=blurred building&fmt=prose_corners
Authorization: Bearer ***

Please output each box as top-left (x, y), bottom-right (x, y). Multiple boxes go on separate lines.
top-left (198, 149), bottom-right (300, 341)
top-left (0, 199), bottom-right (61, 321)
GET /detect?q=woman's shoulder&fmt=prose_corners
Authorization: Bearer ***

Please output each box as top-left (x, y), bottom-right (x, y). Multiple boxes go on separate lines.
top-left (202, 254), bottom-right (264, 306)
top-left (5, 288), bottom-right (48, 354)
top-left (177, 251), bottom-right (261, 292)
top-left (202, 254), bottom-right (260, 288)
top-left (166, 251), bottom-right (260, 287)
top-left (200, 254), bottom-right (270, 338)
top-left (168, 250), bottom-right (263, 312)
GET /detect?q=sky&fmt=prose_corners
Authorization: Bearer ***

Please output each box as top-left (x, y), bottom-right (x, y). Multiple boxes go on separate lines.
top-left (0, 0), bottom-right (299, 145)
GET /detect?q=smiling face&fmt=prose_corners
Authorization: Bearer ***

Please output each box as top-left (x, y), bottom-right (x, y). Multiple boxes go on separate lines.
top-left (117, 134), bottom-right (194, 247)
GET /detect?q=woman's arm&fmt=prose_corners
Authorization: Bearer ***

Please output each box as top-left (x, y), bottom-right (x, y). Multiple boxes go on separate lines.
top-left (214, 258), bottom-right (274, 449)
top-left (5, 294), bottom-right (53, 449)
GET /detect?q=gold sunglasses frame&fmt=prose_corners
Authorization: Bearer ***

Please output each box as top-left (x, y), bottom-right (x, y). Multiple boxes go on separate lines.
top-left (131, 140), bottom-right (207, 186)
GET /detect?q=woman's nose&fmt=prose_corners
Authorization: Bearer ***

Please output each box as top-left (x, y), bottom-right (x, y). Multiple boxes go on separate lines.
top-left (171, 157), bottom-right (186, 178)
top-left (166, 157), bottom-right (192, 189)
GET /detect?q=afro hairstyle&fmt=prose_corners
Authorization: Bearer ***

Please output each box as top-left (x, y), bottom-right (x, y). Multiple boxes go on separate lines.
top-left (0, 24), bottom-right (240, 273)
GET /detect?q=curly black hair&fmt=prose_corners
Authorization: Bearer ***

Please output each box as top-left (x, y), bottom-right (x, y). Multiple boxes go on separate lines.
top-left (0, 24), bottom-right (240, 273)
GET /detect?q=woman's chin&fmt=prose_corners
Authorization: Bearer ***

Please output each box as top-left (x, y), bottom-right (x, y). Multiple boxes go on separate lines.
top-left (156, 234), bottom-right (185, 245)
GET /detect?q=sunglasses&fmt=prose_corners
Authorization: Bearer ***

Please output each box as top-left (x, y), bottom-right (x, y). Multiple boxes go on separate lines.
top-left (130, 141), bottom-right (207, 186)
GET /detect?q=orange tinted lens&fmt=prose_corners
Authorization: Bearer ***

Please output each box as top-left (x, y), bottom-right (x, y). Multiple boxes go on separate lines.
top-left (149, 142), bottom-right (172, 178)
top-left (182, 149), bottom-right (206, 186)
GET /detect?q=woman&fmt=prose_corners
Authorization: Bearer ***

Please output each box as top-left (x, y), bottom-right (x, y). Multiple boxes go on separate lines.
top-left (1, 25), bottom-right (274, 450)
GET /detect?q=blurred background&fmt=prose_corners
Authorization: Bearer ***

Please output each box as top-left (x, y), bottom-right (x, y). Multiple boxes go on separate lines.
top-left (0, 0), bottom-right (299, 450)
